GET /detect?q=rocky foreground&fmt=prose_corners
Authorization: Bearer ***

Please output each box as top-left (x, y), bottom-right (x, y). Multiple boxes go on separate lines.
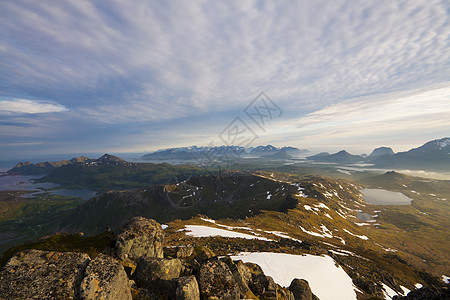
top-left (0, 217), bottom-right (320, 299)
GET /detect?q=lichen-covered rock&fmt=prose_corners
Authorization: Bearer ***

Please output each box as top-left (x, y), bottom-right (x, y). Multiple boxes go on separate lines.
top-left (249, 273), bottom-right (278, 299)
top-left (80, 254), bottom-right (132, 300)
top-left (278, 285), bottom-right (295, 300)
top-left (289, 279), bottom-right (314, 300)
top-left (197, 259), bottom-right (239, 300)
top-left (193, 246), bottom-right (216, 262)
top-left (174, 275), bottom-right (200, 300)
top-left (115, 217), bottom-right (164, 261)
top-left (0, 249), bottom-right (89, 299)
top-left (176, 246), bottom-right (194, 258)
top-left (220, 257), bottom-right (251, 298)
top-left (134, 257), bottom-right (182, 288)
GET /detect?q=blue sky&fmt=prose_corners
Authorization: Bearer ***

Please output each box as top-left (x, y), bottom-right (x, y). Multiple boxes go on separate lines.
top-left (0, 0), bottom-right (449, 159)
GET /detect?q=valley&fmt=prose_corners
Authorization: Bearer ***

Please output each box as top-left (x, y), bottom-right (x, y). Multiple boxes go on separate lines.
top-left (0, 139), bottom-right (449, 299)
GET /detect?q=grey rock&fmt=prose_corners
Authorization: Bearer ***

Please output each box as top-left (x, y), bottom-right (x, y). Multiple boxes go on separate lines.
top-left (134, 257), bottom-right (182, 288)
top-left (0, 249), bottom-right (89, 299)
top-left (197, 259), bottom-right (239, 300)
top-left (289, 279), bottom-right (315, 300)
top-left (174, 275), bottom-right (200, 300)
top-left (115, 217), bottom-right (164, 262)
top-left (80, 254), bottom-right (132, 300)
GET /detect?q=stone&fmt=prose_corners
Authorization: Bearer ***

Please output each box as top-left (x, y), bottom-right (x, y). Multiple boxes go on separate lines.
top-left (176, 246), bottom-right (194, 258)
top-left (197, 259), bottom-right (239, 299)
top-left (115, 217), bottom-right (164, 262)
top-left (289, 279), bottom-right (313, 300)
top-left (278, 285), bottom-right (295, 300)
top-left (249, 273), bottom-right (278, 299)
top-left (80, 254), bottom-right (132, 300)
top-left (194, 246), bottom-right (216, 262)
top-left (134, 257), bottom-right (182, 288)
top-left (221, 257), bottom-right (251, 298)
top-left (174, 275), bottom-right (200, 300)
top-left (0, 249), bottom-right (89, 299)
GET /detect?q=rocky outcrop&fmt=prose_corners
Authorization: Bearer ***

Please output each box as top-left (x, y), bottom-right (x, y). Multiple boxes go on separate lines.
top-left (134, 257), bottom-right (182, 287)
top-left (176, 246), bottom-right (194, 258)
top-left (220, 257), bottom-right (251, 298)
top-left (393, 285), bottom-right (450, 300)
top-left (174, 275), bottom-right (200, 300)
top-left (80, 254), bottom-right (131, 300)
top-left (197, 259), bottom-right (240, 299)
top-left (289, 278), bottom-right (320, 300)
top-left (0, 250), bottom-right (90, 299)
top-left (0, 217), bottom-right (320, 300)
top-left (115, 217), bottom-right (164, 261)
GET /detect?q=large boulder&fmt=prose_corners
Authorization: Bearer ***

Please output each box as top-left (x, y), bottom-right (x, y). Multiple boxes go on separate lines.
top-left (80, 254), bottom-right (132, 300)
top-left (197, 259), bottom-right (240, 299)
top-left (134, 257), bottom-right (182, 295)
top-left (115, 217), bottom-right (164, 261)
top-left (174, 275), bottom-right (200, 300)
top-left (0, 249), bottom-right (89, 299)
top-left (289, 279), bottom-right (316, 300)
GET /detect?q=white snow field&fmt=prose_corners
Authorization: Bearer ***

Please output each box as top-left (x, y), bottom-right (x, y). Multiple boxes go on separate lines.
top-left (230, 252), bottom-right (357, 300)
top-left (182, 225), bottom-right (272, 241)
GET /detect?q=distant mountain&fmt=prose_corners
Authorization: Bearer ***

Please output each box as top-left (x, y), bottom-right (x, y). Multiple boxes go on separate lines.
top-left (280, 146), bottom-right (309, 156)
top-left (262, 149), bottom-right (292, 160)
top-left (307, 150), bottom-right (365, 164)
top-left (372, 137), bottom-right (450, 171)
top-left (141, 145), bottom-right (307, 160)
top-left (7, 156), bottom-right (91, 175)
top-left (39, 154), bottom-right (204, 192)
top-left (249, 145), bottom-right (307, 157)
top-left (141, 146), bottom-right (245, 161)
top-left (366, 147), bottom-right (395, 160)
top-left (249, 145), bottom-right (279, 156)
top-left (306, 152), bottom-right (330, 160)
top-left (85, 154), bottom-right (127, 166)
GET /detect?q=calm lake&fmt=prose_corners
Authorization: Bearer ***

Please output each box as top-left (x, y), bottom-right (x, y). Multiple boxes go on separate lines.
top-left (0, 173), bottom-right (96, 200)
top-left (361, 188), bottom-right (412, 205)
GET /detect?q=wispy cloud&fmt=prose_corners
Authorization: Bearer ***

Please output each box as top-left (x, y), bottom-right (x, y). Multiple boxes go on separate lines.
top-left (276, 84), bottom-right (450, 152)
top-left (0, 0), bottom-right (448, 155)
top-left (0, 99), bottom-right (68, 114)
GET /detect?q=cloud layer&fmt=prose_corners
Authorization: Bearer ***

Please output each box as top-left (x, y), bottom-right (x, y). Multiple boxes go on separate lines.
top-left (0, 0), bottom-right (449, 157)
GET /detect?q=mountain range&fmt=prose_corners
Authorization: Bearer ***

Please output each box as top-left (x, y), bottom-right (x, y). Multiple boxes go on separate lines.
top-left (306, 137), bottom-right (450, 171)
top-left (140, 145), bottom-right (308, 161)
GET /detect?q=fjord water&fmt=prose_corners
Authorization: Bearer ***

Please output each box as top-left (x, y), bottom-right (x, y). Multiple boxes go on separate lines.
top-left (361, 188), bottom-right (412, 205)
top-left (0, 173), bottom-right (96, 200)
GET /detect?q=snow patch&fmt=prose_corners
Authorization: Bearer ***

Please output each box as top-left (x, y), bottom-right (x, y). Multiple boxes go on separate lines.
top-left (400, 286), bottom-right (410, 295)
top-left (230, 252), bottom-right (357, 300)
top-left (415, 283), bottom-right (423, 289)
top-left (316, 203), bottom-right (330, 210)
top-left (382, 283), bottom-right (398, 299)
top-left (443, 275), bottom-right (450, 284)
top-left (300, 226), bottom-right (327, 238)
top-left (263, 230), bottom-right (302, 243)
top-left (183, 225), bottom-right (272, 241)
top-left (343, 229), bottom-right (369, 240)
top-left (161, 224), bottom-right (168, 229)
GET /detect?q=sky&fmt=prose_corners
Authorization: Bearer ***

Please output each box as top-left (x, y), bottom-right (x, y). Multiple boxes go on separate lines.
top-left (0, 0), bottom-right (449, 160)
